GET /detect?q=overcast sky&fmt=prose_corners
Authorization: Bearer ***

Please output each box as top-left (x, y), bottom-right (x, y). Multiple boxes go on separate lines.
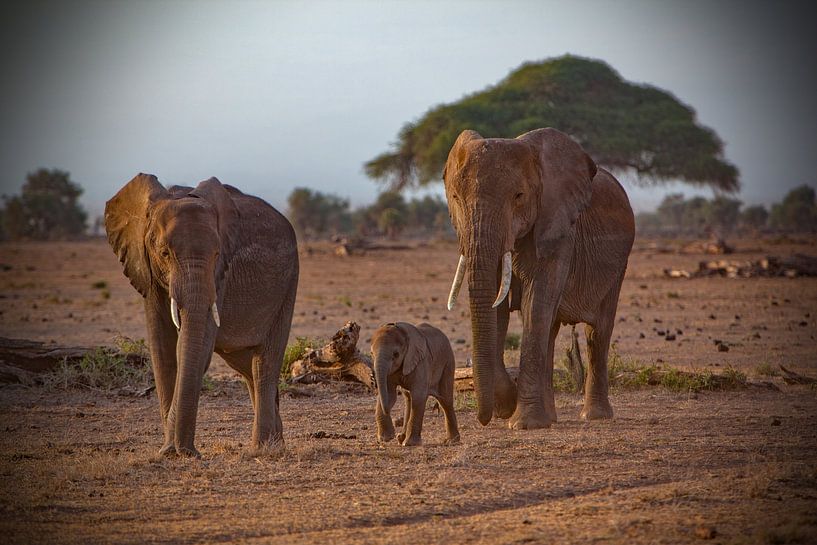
top-left (1, 0), bottom-right (815, 217)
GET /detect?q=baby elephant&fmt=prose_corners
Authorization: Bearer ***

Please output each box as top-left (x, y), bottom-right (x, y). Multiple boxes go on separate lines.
top-left (372, 322), bottom-right (460, 446)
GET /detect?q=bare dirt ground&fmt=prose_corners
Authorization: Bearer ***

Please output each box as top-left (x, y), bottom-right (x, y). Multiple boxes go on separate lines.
top-left (1, 237), bottom-right (816, 544)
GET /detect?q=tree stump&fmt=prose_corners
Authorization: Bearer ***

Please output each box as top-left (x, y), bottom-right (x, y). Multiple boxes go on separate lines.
top-left (289, 322), bottom-right (375, 390)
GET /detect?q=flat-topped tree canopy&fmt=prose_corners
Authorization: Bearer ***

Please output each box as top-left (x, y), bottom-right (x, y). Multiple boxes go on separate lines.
top-left (365, 55), bottom-right (739, 192)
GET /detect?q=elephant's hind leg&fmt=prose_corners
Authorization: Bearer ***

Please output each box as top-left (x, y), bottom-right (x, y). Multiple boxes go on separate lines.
top-left (434, 393), bottom-right (461, 445)
top-left (580, 275), bottom-right (624, 421)
top-left (218, 348), bottom-right (257, 412)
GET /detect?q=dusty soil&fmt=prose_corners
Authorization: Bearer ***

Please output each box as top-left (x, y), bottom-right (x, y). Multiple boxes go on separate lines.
top-left (1, 237), bottom-right (816, 544)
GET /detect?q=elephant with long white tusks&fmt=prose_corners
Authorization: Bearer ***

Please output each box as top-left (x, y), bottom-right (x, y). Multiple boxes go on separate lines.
top-left (443, 127), bottom-right (635, 430)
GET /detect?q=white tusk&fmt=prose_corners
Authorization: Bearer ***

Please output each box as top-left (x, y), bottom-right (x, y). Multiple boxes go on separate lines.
top-left (170, 297), bottom-right (181, 330)
top-left (211, 302), bottom-right (220, 327)
top-left (447, 255), bottom-right (466, 311)
top-left (492, 252), bottom-right (512, 308)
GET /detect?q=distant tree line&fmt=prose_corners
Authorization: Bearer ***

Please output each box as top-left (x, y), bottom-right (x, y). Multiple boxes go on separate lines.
top-left (636, 185), bottom-right (817, 236)
top-left (1, 169), bottom-right (88, 241)
top-left (286, 187), bottom-right (451, 240)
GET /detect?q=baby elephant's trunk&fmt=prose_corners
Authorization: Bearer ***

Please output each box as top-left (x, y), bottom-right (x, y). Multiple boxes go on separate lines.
top-left (374, 350), bottom-right (392, 416)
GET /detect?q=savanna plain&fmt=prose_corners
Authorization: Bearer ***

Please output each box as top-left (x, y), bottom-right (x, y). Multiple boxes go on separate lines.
top-left (0, 237), bottom-right (815, 545)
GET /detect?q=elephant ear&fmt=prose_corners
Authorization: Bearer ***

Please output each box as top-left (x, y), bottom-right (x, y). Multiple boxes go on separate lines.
top-left (189, 177), bottom-right (239, 281)
top-left (104, 173), bottom-right (168, 297)
top-left (443, 129), bottom-right (483, 183)
top-left (397, 323), bottom-right (430, 376)
top-left (517, 128), bottom-right (597, 259)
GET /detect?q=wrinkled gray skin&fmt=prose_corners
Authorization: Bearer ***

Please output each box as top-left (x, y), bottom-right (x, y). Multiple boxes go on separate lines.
top-left (443, 128), bottom-right (635, 429)
top-left (372, 322), bottom-right (460, 446)
top-left (105, 174), bottom-right (298, 457)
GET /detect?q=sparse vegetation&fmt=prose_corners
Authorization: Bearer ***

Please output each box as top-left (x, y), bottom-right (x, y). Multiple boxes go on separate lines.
top-left (91, 280), bottom-right (108, 289)
top-left (44, 348), bottom-right (151, 391)
top-left (454, 390), bottom-right (477, 411)
top-left (755, 363), bottom-right (779, 377)
top-left (282, 336), bottom-right (324, 379)
top-left (504, 333), bottom-right (521, 351)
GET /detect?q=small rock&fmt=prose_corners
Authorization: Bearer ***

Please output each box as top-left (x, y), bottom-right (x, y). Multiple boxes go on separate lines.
top-left (639, 332), bottom-right (645, 339)
top-left (648, 417), bottom-right (659, 425)
top-left (657, 330), bottom-right (666, 336)
top-left (665, 334), bottom-right (676, 341)
top-left (717, 343), bottom-right (729, 352)
top-left (708, 314), bottom-right (716, 320)
top-left (771, 418), bottom-right (781, 426)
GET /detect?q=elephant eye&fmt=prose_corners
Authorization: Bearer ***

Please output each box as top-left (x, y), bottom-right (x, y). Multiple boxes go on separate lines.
top-left (393, 351), bottom-right (399, 359)
top-left (515, 192), bottom-right (524, 201)
top-left (160, 248), bottom-right (171, 258)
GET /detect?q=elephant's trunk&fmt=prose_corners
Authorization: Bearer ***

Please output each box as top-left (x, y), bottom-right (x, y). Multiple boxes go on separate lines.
top-left (171, 263), bottom-right (218, 455)
top-left (465, 211), bottom-right (505, 426)
top-left (373, 349), bottom-right (393, 416)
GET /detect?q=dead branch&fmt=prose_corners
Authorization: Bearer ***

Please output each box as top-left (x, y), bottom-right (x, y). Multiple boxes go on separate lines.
top-left (288, 321), bottom-right (375, 390)
top-left (779, 365), bottom-right (817, 385)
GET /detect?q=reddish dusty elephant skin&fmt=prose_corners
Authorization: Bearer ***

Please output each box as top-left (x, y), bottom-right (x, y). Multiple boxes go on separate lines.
top-left (105, 174), bottom-right (298, 457)
top-left (443, 128), bottom-right (635, 430)
top-left (372, 322), bottom-right (460, 446)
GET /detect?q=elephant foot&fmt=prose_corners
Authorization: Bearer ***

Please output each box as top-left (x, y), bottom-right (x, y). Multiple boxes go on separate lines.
top-left (580, 401), bottom-right (614, 421)
top-left (158, 442), bottom-right (177, 457)
top-left (509, 404), bottom-right (553, 430)
top-left (443, 434), bottom-right (461, 446)
top-left (401, 435), bottom-right (422, 447)
top-left (378, 430), bottom-right (395, 443)
top-left (176, 445), bottom-right (202, 458)
top-left (247, 437), bottom-right (285, 458)
top-left (396, 432), bottom-right (406, 444)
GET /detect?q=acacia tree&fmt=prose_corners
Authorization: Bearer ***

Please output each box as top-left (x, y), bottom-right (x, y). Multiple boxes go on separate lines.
top-left (366, 55), bottom-right (739, 192)
top-left (1, 169), bottom-right (87, 240)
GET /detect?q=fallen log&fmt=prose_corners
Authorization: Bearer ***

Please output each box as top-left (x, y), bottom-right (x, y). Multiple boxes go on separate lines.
top-left (779, 365), bottom-right (817, 385)
top-left (289, 321), bottom-right (375, 390)
top-left (0, 337), bottom-right (145, 375)
top-left (0, 337), bottom-right (97, 373)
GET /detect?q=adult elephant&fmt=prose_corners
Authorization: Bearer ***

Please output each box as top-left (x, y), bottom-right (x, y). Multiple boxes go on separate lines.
top-left (105, 174), bottom-right (298, 457)
top-left (443, 128), bottom-right (634, 430)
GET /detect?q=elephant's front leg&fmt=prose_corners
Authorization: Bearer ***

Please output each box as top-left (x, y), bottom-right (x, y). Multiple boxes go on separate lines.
top-left (509, 278), bottom-right (559, 430)
top-left (376, 382), bottom-right (398, 442)
top-left (396, 389), bottom-right (412, 444)
top-left (251, 341), bottom-right (286, 451)
top-left (144, 295), bottom-right (179, 456)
